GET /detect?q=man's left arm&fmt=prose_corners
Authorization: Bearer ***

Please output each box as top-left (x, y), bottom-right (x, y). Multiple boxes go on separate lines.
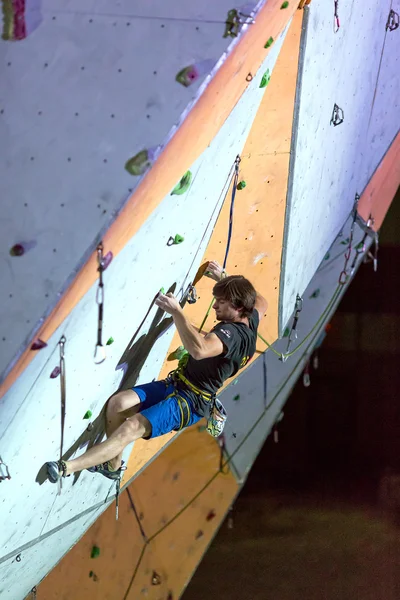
top-left (155, 292), bottom-right (224, 360)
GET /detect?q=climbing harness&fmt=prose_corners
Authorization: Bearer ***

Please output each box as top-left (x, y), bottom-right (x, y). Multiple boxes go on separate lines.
top-left (339, 193), bottom-right (360, 284)
top-left (94, 242), bottom-right (112, 364)
top-left (279, 294), bottom-right (303, 362)
top-left (223, 8), bottom-right (254, 38)
top-left (330, 103), bottom-right (344, 126)
top-left (57, 335), bottom-right (67, 495)
top-left (386, 9), bottom-right (399, 31)
top-left (333, 0), bottom-right (340, 33)
top-left (0, 455), bottom-right (11, 481)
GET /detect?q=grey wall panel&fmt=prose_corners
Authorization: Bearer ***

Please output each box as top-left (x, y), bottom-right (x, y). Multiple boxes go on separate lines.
top-left (221, 213), bottom-right (373, 483)
top-left (0, 0), bottom-right (260, 380)
top-left (279, 0), bottom-right (394, 332)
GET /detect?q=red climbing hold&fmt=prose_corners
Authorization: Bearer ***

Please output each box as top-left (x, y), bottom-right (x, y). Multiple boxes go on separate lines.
top-left (31, 339), bottom-right (47, 351)
top-left (100, 251), bottom-right (113, 271)
top-left (50, 366), bottom-right (61, 379)
top-left (206, 510), bottom-right (216, 521)
top-left (9, 244), bottom-right (25, 257)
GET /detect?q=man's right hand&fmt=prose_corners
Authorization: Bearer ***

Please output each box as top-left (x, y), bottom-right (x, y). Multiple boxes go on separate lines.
top-left (205, 260), bottom-right (226, 282)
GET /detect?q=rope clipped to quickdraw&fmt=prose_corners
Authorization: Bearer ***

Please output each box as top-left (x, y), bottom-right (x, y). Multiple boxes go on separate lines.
top-left (339, 193), bottom-right (360, 285)
top-left (218, 434), bottom-right (230, 474)
top-left (94, 242), bottom-right (113, 364)
top-left (350, 213), bottom-right (375, 275)
top-left (58, 335), bottom-right (66, 496)
top-left (279, 295), bottom-right (303, 362)
top-left (198, 156), bottom-right (241, 334)
top-left (333, 0), bottom-right (340, 32)
top-left (127, 488), bottom-right (148, 542)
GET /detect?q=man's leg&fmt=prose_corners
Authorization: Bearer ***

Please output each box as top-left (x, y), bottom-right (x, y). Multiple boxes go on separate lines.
top-left (63, 412), bottom-right (151, 476)
top-left (105, 390), bottom-right (142, 469)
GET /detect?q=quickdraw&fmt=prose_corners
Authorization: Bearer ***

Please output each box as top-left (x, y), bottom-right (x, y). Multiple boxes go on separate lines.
top-left (386, 9), bottom-right (399, 31)
top-left (185, 283), bottom-right (198, 304)
top-left (280, 295), bottom-right (303, 361)
top-left (334, 0), bottom-right (340, 33)
top-left (0, 455), bottom-right (11, 482)
top-left (350, 213), bottom-right (374, 276)
top-left (58, 335), bottom-right (67, 496)
top-left (94, 242), bottom-right (112, 364)
top-left (330, 103), bottom-right (344, 126)
top-left (339, 193), bottom-right (360, 285)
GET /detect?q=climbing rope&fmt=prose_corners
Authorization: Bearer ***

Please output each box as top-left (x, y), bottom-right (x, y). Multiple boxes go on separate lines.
top-left (58, 335), bottom-right (67, 496)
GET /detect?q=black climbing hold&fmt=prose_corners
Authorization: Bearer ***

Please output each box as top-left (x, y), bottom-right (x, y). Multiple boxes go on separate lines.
top-left (206, 510), bottom-right (216, 521)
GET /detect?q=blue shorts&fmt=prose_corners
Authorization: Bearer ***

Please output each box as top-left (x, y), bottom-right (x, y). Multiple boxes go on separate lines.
top-left (133, 379), bottom-right (202, 439)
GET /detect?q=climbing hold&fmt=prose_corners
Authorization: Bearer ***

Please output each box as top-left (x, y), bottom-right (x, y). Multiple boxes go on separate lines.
top-left (310, 289), bottom-right (320, 299)
top-left (195, 530), bottom-right (204, 540)
top-left (206, 510), bottom-right (216, 521)
top-left (125, 149), bottom-right (156, 176)
top-left (87, 422), bottom-right (94, 432)
top-left (89, 571), bottom-right (94, 578)
top-left (106, 337), bottom-right (114, 346)
top-left (281, 1), bottom-right (289, 8)
top-left (1, 0), bottom-right (42, 40)
top-left (83, 410), bottom-right (92, 420)
top-left (167, 592), bottom-right (174, 600)
top-left (171, 171), bottom-right (192, 195)
top-left (151, 571), bottom-right (162, 586)
top-left (236, 180), bottom-right (246, 190)
top-left (386, 9), bottom-right (399, 31)
top-left (100, 251), bottom-right (113, 271)
top-left (0, 455), bottom-right (11, 481)
top-left (171, 346), bottom-right (188, 361)
top-left (283, 327), bottom-right (290, 338)
top-left (324, 252), bottom-right (330, 260)
top-left (50, 366), bottom-right (61, 379)
top-left (167, 234), bottom-right (185, 246)
top-left (9, 244), bottom-right (25, 256)
top-left (259, 69), bottom-right (270, 88)
top-left (233, 394), bottom-right (240, 401)
top-left (330, 103), bottom-right (344, 126)
top-left (264, 36), bottom-right (274, 48)
top-left (89, 571), bottom-right (99, 582)
top-left (340, 238), bottom-right (350, 245)
top-left (31, 339), bottom-right (47, 351)
top-left (176, 59), bottom-right (215, 87)
top-left (224, 9), bottom-right (241, 37)
top-left (90, 546), bottom-right (100, 559)
top-left (232, 379), bottom-right (238, 385)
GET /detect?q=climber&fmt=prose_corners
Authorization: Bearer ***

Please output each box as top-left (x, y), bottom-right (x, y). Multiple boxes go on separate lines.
top-left (46, 261), bottom-right (268, 484)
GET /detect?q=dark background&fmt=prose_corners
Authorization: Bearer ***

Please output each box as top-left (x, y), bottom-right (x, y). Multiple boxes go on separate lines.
top-left (184, 188), bottom-right (400, 600)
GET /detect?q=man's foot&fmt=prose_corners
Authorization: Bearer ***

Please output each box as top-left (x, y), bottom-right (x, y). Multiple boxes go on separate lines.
top-left (87, 460), bottom-right (125, 480)
top-left (46, 460), bottom-right (68, 483)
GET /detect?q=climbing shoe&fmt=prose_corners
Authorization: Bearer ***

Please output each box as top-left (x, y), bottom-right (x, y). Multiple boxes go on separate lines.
top-left (87, 460), bottom-right (125, 480)
top-left (46, 460), bottom-right (68, 483)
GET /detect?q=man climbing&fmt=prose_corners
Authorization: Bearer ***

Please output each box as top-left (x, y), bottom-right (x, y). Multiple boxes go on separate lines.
top-left (46, 261), bottom-right (268, 484)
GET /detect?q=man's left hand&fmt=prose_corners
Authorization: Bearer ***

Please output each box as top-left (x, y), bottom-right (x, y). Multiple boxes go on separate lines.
top-left (155, 292), bottom-right (181, 316)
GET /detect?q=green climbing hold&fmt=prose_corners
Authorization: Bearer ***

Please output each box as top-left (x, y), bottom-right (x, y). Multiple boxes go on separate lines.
top-left (264, 37), bottom-right (274, 49)
top-left (233, 394), bottom-right (240, 401)
top-left (91, 546), bottom-right (100, 559)
top-left (172, 346), bottom-right (188, 361)
top-left (340, 238), bottom-right (350, 245)
top-left (125, 150), bottom-right (152, 176)
top-left (259, 69), bottom-right (270, 88)
top-left (174, 234), bottom-right (184, 244)
top-left (171, 171), bottom-right (192, 196)
top-left (356, 242), bottom-right (364, 250)
top-left (281, 1), bottom-right (289, 8)
top-left (310, 289), bottom-right (320, 299)
top-left (324, 252), bottom-right (330, 260)
top-left (89, 571), bottom-right (94, 578)
top-left (237, 180), bottom-right (247, 190)
top-left (283, 327), bottom-right (290, 337)
top-left (83, 410), bottom-right (92, 420)
top-left (106, 337), bottom-right (114, 346)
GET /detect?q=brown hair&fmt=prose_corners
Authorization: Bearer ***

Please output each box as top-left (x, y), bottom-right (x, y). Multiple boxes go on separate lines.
top-left (213, 275), bottom-right (256, 318)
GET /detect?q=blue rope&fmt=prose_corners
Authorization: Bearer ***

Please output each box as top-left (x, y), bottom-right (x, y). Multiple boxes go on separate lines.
top-left (222, 156), bottom-right (240, 269)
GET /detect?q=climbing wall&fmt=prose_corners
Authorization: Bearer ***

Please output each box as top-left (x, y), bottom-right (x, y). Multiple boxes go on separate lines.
top-left (279, 0), bottom-right (399, 332)
top-left (0, 18), bottom-right (292, 599)
top-left (0, 0), bottom-right (257, 381)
